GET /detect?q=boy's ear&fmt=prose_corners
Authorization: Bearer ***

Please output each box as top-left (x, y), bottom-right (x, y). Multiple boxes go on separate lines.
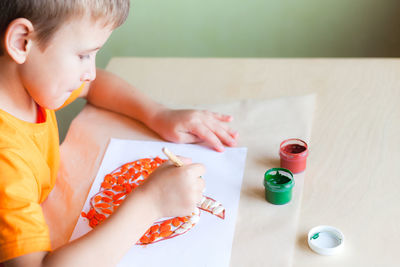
top-left (4, 18), bottom-right (34, 64)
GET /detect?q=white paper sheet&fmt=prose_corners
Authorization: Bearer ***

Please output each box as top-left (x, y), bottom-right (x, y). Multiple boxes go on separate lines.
top-left (70, 138), bottom-right (247, 267)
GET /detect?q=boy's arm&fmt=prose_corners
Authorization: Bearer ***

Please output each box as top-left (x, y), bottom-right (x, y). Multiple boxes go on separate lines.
top-left (79, 68), bottom-right (165, 132)
top-left (3, 186), bottom-right (158, 267)
top-left (3, 158), bottom-right (204, 267)
top-left (80, 69), bottom-right (238, 152)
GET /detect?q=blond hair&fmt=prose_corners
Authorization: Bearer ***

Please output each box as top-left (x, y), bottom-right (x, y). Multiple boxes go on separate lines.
top-left (0, 0), bottom-right (130, 55)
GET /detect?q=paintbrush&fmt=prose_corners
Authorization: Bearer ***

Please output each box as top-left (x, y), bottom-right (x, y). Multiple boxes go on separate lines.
top-left (162, 147), bottom-right (184, 167)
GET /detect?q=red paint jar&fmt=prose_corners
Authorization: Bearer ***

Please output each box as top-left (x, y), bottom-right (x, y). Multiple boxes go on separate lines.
top-left (279, 138), bottom-right (308, 174)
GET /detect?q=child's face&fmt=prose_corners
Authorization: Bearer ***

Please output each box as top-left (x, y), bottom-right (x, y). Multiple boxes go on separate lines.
top-left (20, 16), bottom-right (113, 109)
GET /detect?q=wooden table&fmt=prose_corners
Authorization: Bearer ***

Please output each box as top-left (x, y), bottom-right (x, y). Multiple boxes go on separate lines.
top-left (103, 58), bottom-right (400, 266)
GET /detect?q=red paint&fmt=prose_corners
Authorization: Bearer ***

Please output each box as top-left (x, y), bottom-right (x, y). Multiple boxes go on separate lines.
top-left (279, 139), bottom-right (308, 174)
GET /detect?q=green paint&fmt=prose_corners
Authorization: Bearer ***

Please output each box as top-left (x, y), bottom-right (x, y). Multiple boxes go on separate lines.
top-left (263, 168), bottom-right (294, 205)
top-left (311, 233), bottom-right (320, 240)
top-left (266, 174), bottom-right (291, 188)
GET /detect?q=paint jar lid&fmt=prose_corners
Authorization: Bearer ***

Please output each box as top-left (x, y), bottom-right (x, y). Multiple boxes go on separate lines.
top-left (307, 225), bottom-right (344, 256)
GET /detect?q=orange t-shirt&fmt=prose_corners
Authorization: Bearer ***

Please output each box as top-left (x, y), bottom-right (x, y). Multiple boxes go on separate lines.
top-left (0, 84), bottom-right (84, 262)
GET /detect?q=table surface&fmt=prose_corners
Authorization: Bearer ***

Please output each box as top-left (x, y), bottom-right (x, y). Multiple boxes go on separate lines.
top-left (104, 57), bottom-right (400, 266)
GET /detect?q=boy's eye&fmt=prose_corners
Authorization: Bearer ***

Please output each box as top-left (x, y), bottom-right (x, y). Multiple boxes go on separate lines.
top-left (79, 54), bottom-right (90, 60)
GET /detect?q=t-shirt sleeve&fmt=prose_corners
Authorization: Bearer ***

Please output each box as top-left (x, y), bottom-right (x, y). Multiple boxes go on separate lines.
top-left (0, 150), bottom-right (51, 262)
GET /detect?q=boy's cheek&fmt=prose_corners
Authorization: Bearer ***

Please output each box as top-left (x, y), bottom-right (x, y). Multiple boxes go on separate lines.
top-left (32, 90), bottom-right (69, 110)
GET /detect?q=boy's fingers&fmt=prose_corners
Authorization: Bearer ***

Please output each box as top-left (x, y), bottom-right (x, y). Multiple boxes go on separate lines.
top-left (185, 163), bottom-right (206, 177)
top-left (175, 131), bottom-right (201, 144)
top-left (229, 129), bottom-right (239, 139)
top-left (196, 177), bottom-right (206, 200)
top-left (212, 112), bottom-right (233, 122)
top-left (197, 176), bottom-right (206, 190)
top-left (191, 125), bottom-right (225, 152)
top-left (212, 126), bottom-right (237, 147)
top-left (176, 156), bottom-right (192, 165)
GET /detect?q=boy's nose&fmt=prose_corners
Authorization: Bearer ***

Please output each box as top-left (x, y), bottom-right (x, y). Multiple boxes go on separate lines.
top-left (81, 64), bottom-right (97, 82)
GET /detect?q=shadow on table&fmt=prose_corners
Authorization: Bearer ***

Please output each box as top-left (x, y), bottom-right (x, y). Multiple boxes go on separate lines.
top-left (241, 155), bottom-right (281, 202)
top-left (243, 186), bottom-right (265, 201)
top-left (296, 232), bottom-right (310, 252)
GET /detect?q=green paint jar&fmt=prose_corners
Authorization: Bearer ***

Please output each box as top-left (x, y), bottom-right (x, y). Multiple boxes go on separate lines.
top-left (263, 168), bottom-right (295, 205)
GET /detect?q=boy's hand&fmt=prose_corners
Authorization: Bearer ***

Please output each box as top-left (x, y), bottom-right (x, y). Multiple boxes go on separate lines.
top-left (149, 108), bottom-right (239, 152)
top-left (87, 71), bottom-right (238, 152)
top-left (139, 157), bottom-right (206, 218)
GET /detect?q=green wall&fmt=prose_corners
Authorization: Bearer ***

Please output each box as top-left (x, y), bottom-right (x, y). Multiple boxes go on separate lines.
top-left (96, 0), bottom-right (400, 68)
top-left (57, 0), bottom-right (400, 141)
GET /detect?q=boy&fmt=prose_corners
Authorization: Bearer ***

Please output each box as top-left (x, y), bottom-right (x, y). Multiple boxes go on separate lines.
top-left (0, 1), bottom-right (238, 266)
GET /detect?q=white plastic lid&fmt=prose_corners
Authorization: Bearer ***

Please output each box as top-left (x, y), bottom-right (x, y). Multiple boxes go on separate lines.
top-left (307, 225), bottom-right (344, 256)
